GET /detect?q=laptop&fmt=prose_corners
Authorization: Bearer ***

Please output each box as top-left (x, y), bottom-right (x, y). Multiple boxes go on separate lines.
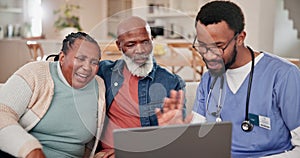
top-left (113, 122), bottom-right (232, 158)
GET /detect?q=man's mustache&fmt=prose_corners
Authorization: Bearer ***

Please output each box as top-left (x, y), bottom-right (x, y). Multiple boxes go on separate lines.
top-left (132, 54), bottom-right (150, 60)
top-left (204, 58), bottom-right (224, 65)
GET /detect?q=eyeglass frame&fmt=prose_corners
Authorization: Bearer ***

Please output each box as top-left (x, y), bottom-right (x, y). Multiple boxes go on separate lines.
top-left (192, 33), bottom-right (239, 56)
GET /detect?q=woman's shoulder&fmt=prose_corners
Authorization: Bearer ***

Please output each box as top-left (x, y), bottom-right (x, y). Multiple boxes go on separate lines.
top-left (17, 61), bottom-right (50, 72)
top-left (14, 61), bottom-right (53, 88)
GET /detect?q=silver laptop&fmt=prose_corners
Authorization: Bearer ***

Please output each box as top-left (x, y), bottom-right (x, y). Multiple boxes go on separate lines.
top-left (113, 122), bottom-right (232, 158)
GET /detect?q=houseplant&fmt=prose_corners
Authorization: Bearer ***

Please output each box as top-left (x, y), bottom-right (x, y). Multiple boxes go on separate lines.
top-left (53, 1), bottom-right (82, 36)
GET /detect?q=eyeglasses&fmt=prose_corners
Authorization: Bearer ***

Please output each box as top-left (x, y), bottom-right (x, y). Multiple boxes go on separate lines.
top-left (192, 33), bottom-right (238, 56)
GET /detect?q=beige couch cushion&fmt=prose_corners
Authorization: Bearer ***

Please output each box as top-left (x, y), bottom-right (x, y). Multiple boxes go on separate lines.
top-left (185, 82), bottom-right (199, 114)
top-left (0, 82), bottom-right (198, 115)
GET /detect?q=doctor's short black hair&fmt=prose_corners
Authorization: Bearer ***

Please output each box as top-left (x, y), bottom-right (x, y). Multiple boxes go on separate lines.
top-left (195, 1), bottom-right (245, 34)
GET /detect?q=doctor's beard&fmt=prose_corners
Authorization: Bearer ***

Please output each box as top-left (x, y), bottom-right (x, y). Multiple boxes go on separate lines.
top-left (206, 44), bottom-right (238, 77)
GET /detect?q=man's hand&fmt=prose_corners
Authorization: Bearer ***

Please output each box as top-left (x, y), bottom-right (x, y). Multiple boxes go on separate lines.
top-left (94, 149), bottom-right (115, 158)
top-left (26, 149), bottom-right (46, 158)
top-left (156, 90), bottom-right (193, 125)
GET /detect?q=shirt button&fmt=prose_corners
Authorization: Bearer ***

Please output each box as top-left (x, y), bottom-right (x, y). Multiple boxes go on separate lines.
top-left (114, 82), bottom-right (118, 87)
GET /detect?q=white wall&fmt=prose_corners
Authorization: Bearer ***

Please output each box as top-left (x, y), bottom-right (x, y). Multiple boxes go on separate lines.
top-left (80, 0), bottom-right (107, 40)
top-left (42, 0), bottom-right (66, 39)
top-left (38, 0), bottom-right (300, 58)
top-left (273, 0), bottom-right (300, 58)
top-left (232, 0), bottom-right (299, 59)
top-left (42, 0), bottom-right (106, 39)
top-left (230, 0), bottom-right (276, 53)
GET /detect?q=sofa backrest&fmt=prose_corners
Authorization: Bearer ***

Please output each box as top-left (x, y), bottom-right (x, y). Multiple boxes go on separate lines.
top-left (0, 82), bottom-right (199, 114)
top-left (185, 82), bottom-right (199, 114)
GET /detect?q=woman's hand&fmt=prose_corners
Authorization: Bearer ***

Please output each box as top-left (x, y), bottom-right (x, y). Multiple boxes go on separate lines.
top-left (26, 149), bottom-right (46, 158)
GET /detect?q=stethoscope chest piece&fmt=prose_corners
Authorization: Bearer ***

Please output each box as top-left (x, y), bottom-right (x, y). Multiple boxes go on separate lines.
top-left (241, 120), bottom-right (253, 132)
top-left (240, 46), bottom-right (256, 133)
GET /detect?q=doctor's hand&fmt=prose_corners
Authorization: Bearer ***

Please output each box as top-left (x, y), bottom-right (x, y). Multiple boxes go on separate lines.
top-left (94, 149), bottom-right (115, 158)
top-left (156, 90), bottom-right (193, 126)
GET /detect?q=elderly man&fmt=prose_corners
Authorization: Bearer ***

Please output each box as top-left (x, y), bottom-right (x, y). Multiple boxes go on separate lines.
top-left (96, 16), bottom-right (187, 157)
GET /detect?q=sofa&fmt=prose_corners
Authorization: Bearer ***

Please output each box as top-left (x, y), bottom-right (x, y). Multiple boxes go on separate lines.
top-left (185, 82), bottom-right (199, 114)
top-left (0, 82), bottom-right (199, 113)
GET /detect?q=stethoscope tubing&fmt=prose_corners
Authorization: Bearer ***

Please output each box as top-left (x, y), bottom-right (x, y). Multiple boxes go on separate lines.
top-left (205, 46), bottom-right (255, 131)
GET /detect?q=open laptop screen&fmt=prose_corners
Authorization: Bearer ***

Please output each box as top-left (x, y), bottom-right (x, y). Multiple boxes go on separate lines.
top-left (113, 122), bottom-right (232, 158)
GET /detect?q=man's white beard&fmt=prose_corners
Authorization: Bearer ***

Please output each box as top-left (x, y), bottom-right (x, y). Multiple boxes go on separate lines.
top-left (122, 53), bottom-right (153, 77)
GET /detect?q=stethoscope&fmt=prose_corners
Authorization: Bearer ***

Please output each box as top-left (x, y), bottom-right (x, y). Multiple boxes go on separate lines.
top-left (206, 46), bottom-right (255, 132)
top-left (205, 74), bottom-right (224, 123)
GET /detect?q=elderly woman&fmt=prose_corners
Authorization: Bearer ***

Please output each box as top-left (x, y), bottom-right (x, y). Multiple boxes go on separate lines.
top-left (0, 32), bottom-right (105, 158)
